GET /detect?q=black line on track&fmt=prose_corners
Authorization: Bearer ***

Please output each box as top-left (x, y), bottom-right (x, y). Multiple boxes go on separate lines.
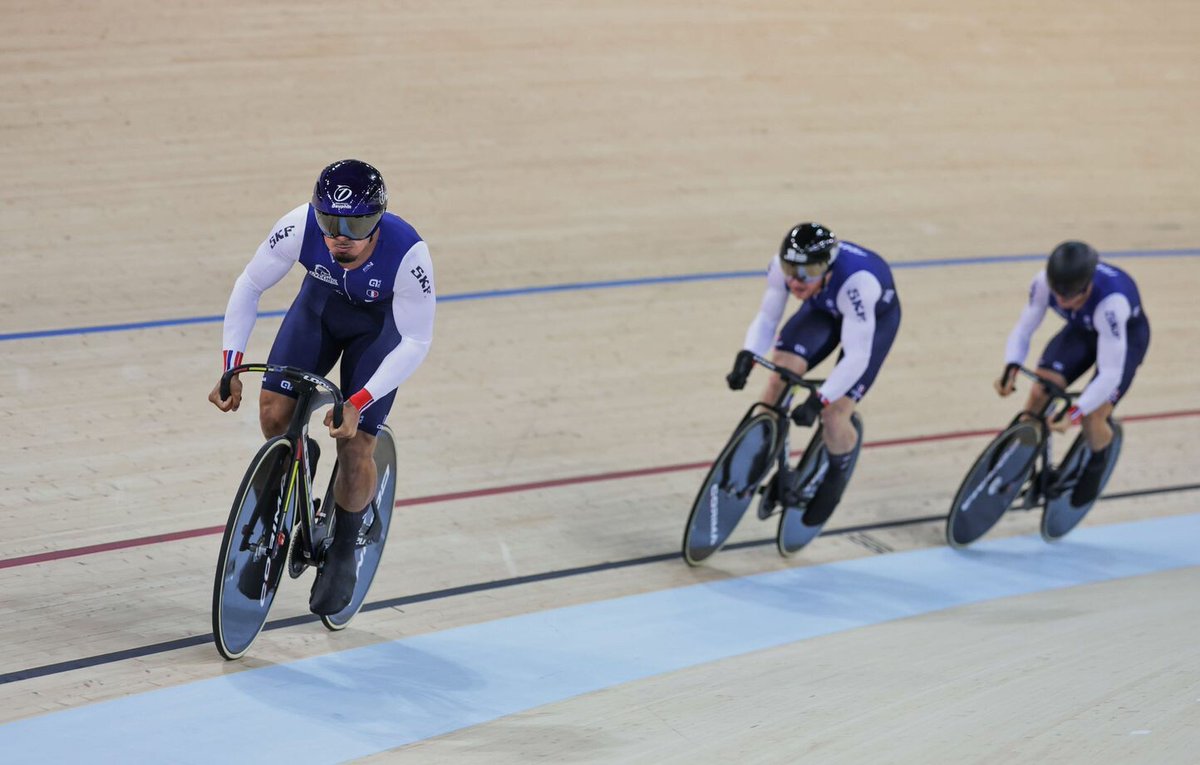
top-left (3, 482), bottom-right (1197, 686)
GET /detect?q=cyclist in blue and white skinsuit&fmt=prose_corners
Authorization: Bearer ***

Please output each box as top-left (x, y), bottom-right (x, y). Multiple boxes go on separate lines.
top-left (726, 223), bottom-right (901, 525)
top-left (996, 240), bottom-right (1149, 506)
top-left (208, 159), bottom-right (435, 615)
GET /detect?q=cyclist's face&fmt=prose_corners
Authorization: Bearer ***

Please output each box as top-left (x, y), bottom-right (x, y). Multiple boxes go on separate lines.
top-left (786, 274), bottom-right (822, 299)
top-left (1052, 283), bottom-right (1092, 311)
top-left (324, 233), bottom-right (374, 266)
top-left (781, 261), bottom-right (827, 299)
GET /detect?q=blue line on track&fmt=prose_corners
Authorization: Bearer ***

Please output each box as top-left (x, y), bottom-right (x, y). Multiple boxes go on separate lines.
top-left (3, 249), bottom-right (1197, 343)
top-left (0, 514), bottom-right (1197, 763)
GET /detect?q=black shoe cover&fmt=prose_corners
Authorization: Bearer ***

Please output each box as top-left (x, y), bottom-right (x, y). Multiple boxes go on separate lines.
top-left (309, 506), bottom-right (365, 615)
top-left (1070, 447), bottom-right (1109, 507)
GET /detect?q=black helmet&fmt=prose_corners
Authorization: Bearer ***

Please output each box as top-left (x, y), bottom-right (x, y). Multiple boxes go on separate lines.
top-left (1046, 240), bottom-right (1098, 297)
top-left (311, 159), bottom-right (388, 240)
top-left (779, 223), bottom-right (840, 269)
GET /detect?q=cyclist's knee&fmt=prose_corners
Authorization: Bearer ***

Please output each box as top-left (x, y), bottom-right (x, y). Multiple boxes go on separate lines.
top-left (336, 430), bottom-right (377, 467)
top-left (259, 391), bottom-right (295, 438)
top-left (1081, 404), bottom-right (1114, 448)
top-left (820, 398), bottom-right (857, 443)
top-left (1082, 403), bottom-right (1113, 426)
top-left (770, 350), bottom-right (809, 377)
top-left (822, 396), bottom-right (855, 422)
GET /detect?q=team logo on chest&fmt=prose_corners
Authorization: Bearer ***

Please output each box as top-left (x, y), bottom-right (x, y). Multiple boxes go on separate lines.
top-left (310, 264), bottom-right (339, 286)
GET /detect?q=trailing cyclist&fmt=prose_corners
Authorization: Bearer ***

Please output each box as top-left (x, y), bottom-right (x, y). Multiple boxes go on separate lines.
top-left (994, 241), bottom-right (1150, 506)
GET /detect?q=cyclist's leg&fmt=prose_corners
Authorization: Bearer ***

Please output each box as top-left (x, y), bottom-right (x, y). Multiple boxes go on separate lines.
top-left (310, 308), bottom-right (399, 614)
top-left (820, 396), bottom-right (859, 454)
top-left (1028, 324), bottom-right (1093, 418)
top-left (260, 283), bottom-right (340, 438)
top-left (802, 396), bottom-right (860, 524)
top-left (332, 430), bottom-right (379, 514)
top-left (766, 302), bottom-right (838, 410)
top-left (768, 305), bottom-right (839, 503)
top-left (758, 351), bottom-right (808, 412)
top-left (806, 301), bottom-right (901, 523)
top-left (259, 392), bottom-right (296, 439)
top-left (1080, 403), bottom-right (1115, 451)
top-left (1071, 321), bottom-right (1148, 505)
top-left (330, 306), bottom-right (400, 512)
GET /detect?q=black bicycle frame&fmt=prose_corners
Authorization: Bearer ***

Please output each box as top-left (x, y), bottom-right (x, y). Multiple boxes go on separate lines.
top-left (1011, 366), bottom-right (1077, 508)
top-left (747, 353), bottom-right (824, 471)
top-left (220, 364), bottom-right (346, 562)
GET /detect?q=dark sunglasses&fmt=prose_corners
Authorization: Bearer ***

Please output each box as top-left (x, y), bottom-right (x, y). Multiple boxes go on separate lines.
top-left (314, 210), bottom-right (383, 240)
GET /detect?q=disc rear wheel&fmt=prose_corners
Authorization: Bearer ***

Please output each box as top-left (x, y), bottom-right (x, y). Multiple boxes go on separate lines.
top-left (320, 425), bottom-right (399, 630)
top-left (777, 413), bottom-right (863, 557)
top-left (1041, 421), bottom-right (1123, 541)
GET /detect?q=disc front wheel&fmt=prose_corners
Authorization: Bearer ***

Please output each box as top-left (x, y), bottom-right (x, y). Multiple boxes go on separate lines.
top-left (946, 421), bottom-right (1041, 548)
top-left (212, 437), bottom-right (297, 660)
top-left (682, 413), bottom-right (780, 566)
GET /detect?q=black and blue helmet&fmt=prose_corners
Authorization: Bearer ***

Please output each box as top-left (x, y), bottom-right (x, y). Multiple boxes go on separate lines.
top-left (311, 159), bottom-right (388, 239)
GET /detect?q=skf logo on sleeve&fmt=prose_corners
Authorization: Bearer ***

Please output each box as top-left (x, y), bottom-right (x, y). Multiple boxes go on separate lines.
top-left (269, 225), bottom-right (296, 249)
top-left (847, 287), bottom-right (867, 320)
top-left (410, 266), bottom-right (432, 294)
top-left (1104, 310), bottom-right (1121, 338)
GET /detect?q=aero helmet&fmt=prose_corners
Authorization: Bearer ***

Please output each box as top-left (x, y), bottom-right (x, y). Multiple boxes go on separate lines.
top-left (779, 223), bottom-right (839, 278)
top-left (311, 159), bottom-right (388, 240)
top-left (1046, 240), bottom-right (1098, 297)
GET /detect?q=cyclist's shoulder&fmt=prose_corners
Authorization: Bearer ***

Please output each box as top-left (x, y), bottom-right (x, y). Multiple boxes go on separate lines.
top-left (379, 212), bottom-right (423, 247)
top-left (1093, 261), bottom-right (1137, 290)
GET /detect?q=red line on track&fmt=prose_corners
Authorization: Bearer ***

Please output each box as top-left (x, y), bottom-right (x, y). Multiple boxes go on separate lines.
top-left (3, 409), bottom-right (1196, 571)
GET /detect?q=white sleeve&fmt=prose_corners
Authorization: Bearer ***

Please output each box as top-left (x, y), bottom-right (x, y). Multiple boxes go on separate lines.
top-left (818, 270), bottom-right (882, 403)
top-left (1075, 293), bottom-right (1131, 415)
top-left (1004, 271), bottom-right (1051, 365)
top-left (221, 205), bottom-right (307, 363)
top-left (357, 241), bottom-right (436, 404)
top-left (742, 258), bottom-right (790, 357)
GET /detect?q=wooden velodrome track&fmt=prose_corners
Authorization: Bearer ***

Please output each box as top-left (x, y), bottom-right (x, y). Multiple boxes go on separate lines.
top-left (2, 1), bottom-right (1198, 761)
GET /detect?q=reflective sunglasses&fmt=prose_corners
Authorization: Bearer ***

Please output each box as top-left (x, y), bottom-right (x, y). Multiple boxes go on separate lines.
top-left (781, 260), bottom-right (828, 284)
top-left (314, 210), bottom-right (383, 240)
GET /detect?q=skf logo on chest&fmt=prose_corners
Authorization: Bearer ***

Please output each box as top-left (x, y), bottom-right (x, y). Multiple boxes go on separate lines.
top-left (410, 266), bottom-right (432, 294)
top-left (269, 225), bottom-right (296, 249)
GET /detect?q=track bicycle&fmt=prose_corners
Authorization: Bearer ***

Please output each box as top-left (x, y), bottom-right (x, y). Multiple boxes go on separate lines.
top-left (946, 366), bottom-right (1123, 548)
top-left (211, 363), bottom-right (398, 659)
top-left (682, 353), bottom-right (863, 565)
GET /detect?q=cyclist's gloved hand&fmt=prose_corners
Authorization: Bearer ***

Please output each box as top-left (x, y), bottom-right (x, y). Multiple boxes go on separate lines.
top-left (725, 350), bottom-right (756, 390)
top-left (791, 389), bottom-right (826, 427)
top-left (994, 362), bottom-right (1020, 397)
